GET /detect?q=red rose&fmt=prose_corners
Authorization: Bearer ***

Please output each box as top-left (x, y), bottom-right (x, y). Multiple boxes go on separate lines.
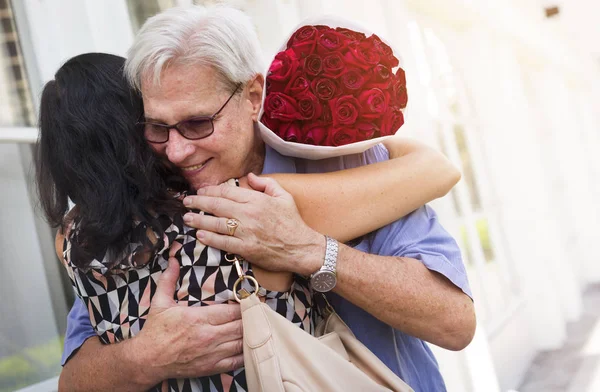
top-left (316, 30), bottom-right (351, 56)
top-left (335, 27), bottom-right (367, 41)
top-left (296, 92), bottom-right (322, 120)
top-left (366, 34), bottom-right (399, 68)
top-left (320, 106), bottom-right (333, 124)
top-left (344, 41), bottom-right (380, 71)
top-left (314, 25), bottom-right (330, 34)
top-left (280, 121), bottom-right (302, 142)
top-left (358, 88), bottom-right (389, 119)
top-left (304, 54), bottom-right (323, 76)
top-left (287, 26), bottom-right (318, 58)
top-left (327, 126), bottom-right (359, 146)
top-left (356, 122), bottom-right (378, 140)
top-left (284, 73), bottom-right (310, 96)
top-left (369, 64), bottom-right (393, 89)
top-left (341, 68), bottom-right (367, 91)
top-left (330, 95), bottom-right (360, 125)
top-left (392, 69), bottom-right (408, 108)
top-left (267, 49), bottom-right (298, 83)
top-left (380, 107), bottom-right (404, 136)
top-left (265, 79), bottom-right (274, 94)
top-left (310, 77), bottom-right (338, 101)
top-left (322, 53), bottom-right (346, 78)
top-left (302, 122), bottom-right (329, 145)
top-left (395, 67), bottom-right (406, 85)
top-left (395, 85), bottom-right (408, 109)
top-left (264, 93), bottom-right (301, 121)
top-left (260, 115), bottom-right (281, 133)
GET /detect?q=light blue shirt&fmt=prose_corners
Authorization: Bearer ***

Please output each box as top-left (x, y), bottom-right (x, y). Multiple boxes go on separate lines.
top-left (62, 144), bottom-right (471, 392)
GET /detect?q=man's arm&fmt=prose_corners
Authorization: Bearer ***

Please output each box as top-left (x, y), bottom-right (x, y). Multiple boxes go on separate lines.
top-left (187, 192), bottom-right (475, 351)
top-left (326, 252), bottom-right (474, 350)
top-left (58, 259), bottom-right (244, 391)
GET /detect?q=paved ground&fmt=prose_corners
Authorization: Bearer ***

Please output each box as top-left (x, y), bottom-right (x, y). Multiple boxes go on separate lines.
top-left (518, 284), bottom-right (600, 392)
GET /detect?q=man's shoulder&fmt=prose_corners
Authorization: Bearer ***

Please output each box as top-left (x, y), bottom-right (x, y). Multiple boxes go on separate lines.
top-left (355, 205), bottom-right (445, 254)
top-left (263, 144), bottom-right (390, 175)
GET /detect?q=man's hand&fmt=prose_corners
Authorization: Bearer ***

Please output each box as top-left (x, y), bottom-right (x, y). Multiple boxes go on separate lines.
top-left (133, 258), bottom-right (244, 384)
top-left (182, 173), bottom-right (323, 276)
top-left (59, 258), bottom-right (244, 392)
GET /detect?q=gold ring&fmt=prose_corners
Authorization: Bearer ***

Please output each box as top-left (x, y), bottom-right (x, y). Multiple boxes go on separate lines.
top-left (226, 218), bottom-right (240, 236)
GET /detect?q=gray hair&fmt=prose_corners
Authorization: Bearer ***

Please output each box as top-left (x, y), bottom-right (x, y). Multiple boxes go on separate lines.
top-left (125, 4), bottom-right (264, 91)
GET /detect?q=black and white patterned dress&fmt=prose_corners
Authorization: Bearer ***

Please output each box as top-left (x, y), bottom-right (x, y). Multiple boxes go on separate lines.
top-left (61, 186), bottom-right (314, 391)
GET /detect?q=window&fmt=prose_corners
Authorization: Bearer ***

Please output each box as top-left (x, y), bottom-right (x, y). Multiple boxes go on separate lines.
top-left (126, 0), bottom-right (236, 32)
top-left (0, 1), bottom-right (64, 390)
top-left (127, 0), bottom-right (179, 32)
top-left (0, 0), bottom-right (34, 127)
top-left (407, 22), bottom-right (519, 326)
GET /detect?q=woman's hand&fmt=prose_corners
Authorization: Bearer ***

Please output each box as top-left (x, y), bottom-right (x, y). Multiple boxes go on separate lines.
top-left (182, 174), bottom-right (323, 277)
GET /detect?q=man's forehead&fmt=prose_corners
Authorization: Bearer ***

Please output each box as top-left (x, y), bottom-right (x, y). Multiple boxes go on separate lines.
top-left (141, 63), bottom-right (224, 95)
top-left (140, 65), bottom-right (226, 120)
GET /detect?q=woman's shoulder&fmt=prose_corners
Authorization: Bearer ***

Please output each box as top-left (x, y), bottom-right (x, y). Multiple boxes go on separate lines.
top-left (55, 230), bottom-right (66, 264)
top-left (55, 206), bottom-right (79, 264)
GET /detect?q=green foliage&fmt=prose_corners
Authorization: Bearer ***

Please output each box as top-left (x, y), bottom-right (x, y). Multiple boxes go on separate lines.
top-left (459, 217), bottom-right (495, 265)
top-left (476, 218), bottom-right (495, 262)
top-left (0, 336), bottom-right (63, 392)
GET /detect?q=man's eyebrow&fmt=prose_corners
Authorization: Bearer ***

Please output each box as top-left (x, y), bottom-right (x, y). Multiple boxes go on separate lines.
top-left (142, 111), bottom-right (213, 123)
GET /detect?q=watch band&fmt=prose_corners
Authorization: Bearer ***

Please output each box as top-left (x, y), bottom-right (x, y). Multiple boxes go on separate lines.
top-left (309, 235), bottom-right (339, 292)
top-left (322, 235), bottom-right (338, 273)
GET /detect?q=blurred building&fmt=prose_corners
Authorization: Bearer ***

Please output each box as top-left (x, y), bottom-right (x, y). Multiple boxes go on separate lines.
top-left (0, 0), bottom-right (599, 391)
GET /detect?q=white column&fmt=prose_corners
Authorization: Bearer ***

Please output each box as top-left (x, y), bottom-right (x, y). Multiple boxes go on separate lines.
top-left (20, 0), bottom-right (134, 85)
top-left (82, 0), bottom-right (134, 56)
top-left (528, 68), bottom-right (600, 285)
top-left (244, 0), bottom-right (301, 61)
top-left (454, 29), bottom-right (580, 349)
top-left (384, 4), bottom-right (492, 392)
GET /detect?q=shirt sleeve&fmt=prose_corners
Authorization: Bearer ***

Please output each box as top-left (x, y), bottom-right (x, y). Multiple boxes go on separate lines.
top-left (61, 296), bottom-right (96, 366)
top-left (368, 205), bottom-right (473, 299)
top-left (297, 143), bottom-right (389, 173)
top-left (359, 144), bottom-right (472, 298)
top-left (290, 142), bottom-right (471, 297)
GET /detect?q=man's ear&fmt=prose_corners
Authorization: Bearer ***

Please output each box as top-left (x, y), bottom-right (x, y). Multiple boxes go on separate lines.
top-left (246, 73), bottom-right (264, 122)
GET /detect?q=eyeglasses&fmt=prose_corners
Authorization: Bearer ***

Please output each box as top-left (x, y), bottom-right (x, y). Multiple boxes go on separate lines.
top-left (137, 84), bottom-right (241, 143)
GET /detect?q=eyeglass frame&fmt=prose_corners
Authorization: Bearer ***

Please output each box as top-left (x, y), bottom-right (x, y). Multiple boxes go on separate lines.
top-left (137, 83), bottom-right (242, 143)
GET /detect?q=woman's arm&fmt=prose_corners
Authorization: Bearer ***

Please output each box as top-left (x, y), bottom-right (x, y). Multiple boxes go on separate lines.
top-left (264, 137), bottom-right (460, 243)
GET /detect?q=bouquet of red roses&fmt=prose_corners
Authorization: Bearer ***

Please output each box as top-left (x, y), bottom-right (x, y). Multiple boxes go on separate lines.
top-left (259, 19), bottom-right (407, 158)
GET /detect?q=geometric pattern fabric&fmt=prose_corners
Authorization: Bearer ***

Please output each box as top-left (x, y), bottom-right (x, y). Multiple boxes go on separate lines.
top-left (62, 207), bottom-right (313, 391)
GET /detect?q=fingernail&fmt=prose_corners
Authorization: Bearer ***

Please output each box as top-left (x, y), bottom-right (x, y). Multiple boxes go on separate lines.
top-left (183, 213), bottom-right (193, 223)
top-left (197, 231), bottom-right (205, 239)
top-left (183, 197), bottom-right (191, 206)
top-left (196, 188), bottom-right (205, 195)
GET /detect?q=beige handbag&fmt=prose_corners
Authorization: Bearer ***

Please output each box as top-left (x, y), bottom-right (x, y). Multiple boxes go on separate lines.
top-left (237, 281), bottom-right (414, 392)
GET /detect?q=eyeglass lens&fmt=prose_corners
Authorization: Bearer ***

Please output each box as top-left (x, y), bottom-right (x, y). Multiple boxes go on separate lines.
top-left (143, 118), bottom-right (214, 143)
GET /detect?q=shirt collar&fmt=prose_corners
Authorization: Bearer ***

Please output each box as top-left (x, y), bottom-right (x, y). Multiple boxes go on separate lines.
top-left (261, 145), bottom-right (297, 175)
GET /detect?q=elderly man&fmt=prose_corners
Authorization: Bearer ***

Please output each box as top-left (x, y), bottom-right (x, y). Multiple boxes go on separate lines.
top-left (58, 5), bottom-right (474, 392)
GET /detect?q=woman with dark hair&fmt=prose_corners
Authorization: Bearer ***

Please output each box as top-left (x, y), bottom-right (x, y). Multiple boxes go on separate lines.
top-left (37, 53), bottom-right (459, 391)
top-left (37, 53), bottom-right (189, 272)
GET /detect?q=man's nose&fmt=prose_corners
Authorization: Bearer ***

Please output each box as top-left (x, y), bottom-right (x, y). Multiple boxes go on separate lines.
top-left (164, 129), bottom-right (195, 165)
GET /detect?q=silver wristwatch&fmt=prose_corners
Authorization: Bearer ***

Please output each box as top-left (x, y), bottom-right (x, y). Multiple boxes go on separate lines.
top-left (310, 235), bottom-right (338, 293)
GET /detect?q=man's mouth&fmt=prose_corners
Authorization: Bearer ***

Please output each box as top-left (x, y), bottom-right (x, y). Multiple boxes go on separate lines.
top-left (181, 158), bottom-right (211, 173)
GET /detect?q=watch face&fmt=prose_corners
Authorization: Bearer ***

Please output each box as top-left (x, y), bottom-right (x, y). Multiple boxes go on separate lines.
top-left (311, 271), bottom-right (337, 293)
